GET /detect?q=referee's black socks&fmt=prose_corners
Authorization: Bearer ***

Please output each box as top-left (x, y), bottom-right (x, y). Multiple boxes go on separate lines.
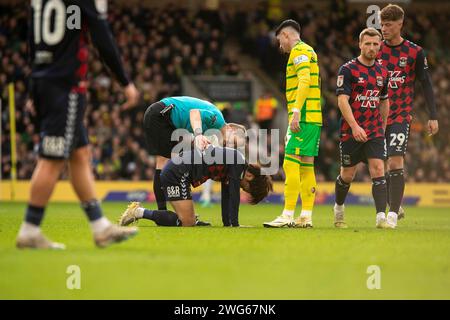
top-left (154, 169), bottom-right (167, 210)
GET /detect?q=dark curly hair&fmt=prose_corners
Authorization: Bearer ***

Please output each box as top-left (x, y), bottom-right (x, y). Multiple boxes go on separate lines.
top-left (245, 164), bottom-right (273, 204)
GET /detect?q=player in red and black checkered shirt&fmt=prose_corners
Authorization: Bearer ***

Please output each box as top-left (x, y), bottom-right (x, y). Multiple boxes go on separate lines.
top-left (334, 28), bottom-right (391, 229)
top-left (119, 146), bottom-right (273, 227)
top-left (378, 4), bottom-right (439, 226)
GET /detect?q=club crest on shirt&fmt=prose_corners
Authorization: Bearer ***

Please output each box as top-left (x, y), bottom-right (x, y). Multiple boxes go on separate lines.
top-left (376, 76), bottom-right (383, 87)
top-left (358, 77), bottom-right (365, 84)
top-left (377, 59), bottom-right (384, 65)
top-left (399, 57), bottom-right (407, 68)
top-left (337, 75), bottom-right (344, 87)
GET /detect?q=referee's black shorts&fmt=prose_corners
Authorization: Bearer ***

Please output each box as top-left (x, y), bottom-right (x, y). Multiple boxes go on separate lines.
top-left (143, 101), bottom-right (178, 158)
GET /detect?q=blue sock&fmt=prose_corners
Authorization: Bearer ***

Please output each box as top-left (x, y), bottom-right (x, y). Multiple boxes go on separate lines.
top-left (143, 209), bottom-right (154, 220)
top-left (81, 200), bottom-right (103, 222)
top-left (25, 204), bottom-right (45, 226)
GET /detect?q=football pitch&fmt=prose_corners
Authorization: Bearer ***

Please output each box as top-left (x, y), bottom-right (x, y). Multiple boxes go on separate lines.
top-left (0, 202), bottom-right (449, 300)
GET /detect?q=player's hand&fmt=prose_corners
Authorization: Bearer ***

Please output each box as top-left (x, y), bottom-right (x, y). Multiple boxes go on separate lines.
top-left (121, 83), bottom-right (139, 111)
top-left (351, 124), bottom-right (368, 142)
top-left (427, 120), bottom-right (439, 136)
top-left (290, 112), bottom-right (300, 133)
top-left (194, 134), bottom-right (210, 150)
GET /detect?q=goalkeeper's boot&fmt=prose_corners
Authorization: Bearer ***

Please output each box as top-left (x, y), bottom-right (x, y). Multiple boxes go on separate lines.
top-left (16, 232), bottom-right (65, 250)
top-left (397, 206), bottom-right (405, 220)
top-left (385, 212), bottom-right (398, 229)
top-left (376, 212), bottom-right (388, 229)
top-left (195, 215), bottom-right (211, 226)
top-left (119, 202), bottom-right (142, 226)
top-left (94, 224), bottom-right (138, 248)
top-left (263, 214), bottom-right (294, 228)
top-left (333, 204), bottom-right (348, 229)
top-left (293, 216), bottom-right (313, 228)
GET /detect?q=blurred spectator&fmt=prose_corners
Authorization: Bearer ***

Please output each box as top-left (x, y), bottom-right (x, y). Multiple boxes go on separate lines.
top-left (254, 89), bottom-right (278, 131)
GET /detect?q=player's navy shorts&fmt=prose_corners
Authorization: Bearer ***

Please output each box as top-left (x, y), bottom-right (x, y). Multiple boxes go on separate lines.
top-left (33, 78), bottom-right (88, 159)
top-left (143, 101), bottom-right (179, 158)
top-left (339, 137), bottom-right (387, 167)
top-left (159, 161), bottom-right (192, 201)
top-left (385, 122), bottom-right (410, 157)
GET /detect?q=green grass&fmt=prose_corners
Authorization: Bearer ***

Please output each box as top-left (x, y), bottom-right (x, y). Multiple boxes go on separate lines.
top-left (0, 202), bottom-right (449, 300)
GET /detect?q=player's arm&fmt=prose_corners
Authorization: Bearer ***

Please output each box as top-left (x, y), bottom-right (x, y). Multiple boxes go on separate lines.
top-left (379, 76), bottom-right (390, 132)
top-left (416, 49), bottom-right (439, 135)
top-left (221, 178), bottom-right (241, 227)
top-left (81, 1), bottom-right (138, 109)
top-left (336, 66), bottom-right (367, 142)
top-left (291, 51), bottom-right (311, 132)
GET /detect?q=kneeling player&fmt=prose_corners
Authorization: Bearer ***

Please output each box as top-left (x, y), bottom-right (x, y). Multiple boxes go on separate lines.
top-left (333, 28), bottom-right (392, 229)
top-left (119, 146), bottom-right (273, 227)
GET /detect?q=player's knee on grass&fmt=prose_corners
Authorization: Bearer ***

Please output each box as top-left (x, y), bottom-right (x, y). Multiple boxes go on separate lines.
top-left (170, 200), bottom-right (196, 227)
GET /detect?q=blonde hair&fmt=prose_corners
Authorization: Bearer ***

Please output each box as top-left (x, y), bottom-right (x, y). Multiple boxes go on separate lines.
top-left (359, 28), bottom-right (382, 42)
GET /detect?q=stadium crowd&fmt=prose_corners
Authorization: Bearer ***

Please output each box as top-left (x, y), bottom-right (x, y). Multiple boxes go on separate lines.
top-left (1, 1), bottom-right (449, 183)
top-left (239, 1), bottom-right (450, 182)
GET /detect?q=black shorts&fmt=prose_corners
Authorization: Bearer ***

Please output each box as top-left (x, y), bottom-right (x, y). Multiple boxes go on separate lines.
top-left (143, 102), bottom-right (178, 158)
top-left (339, 137), bottom-right (387, 167)
top-left (33, 78), bottom-right (88, 159)
top-left (385, 122), bottom-right (410, 157)
top-left (159, 161), bottom-right (192, 201)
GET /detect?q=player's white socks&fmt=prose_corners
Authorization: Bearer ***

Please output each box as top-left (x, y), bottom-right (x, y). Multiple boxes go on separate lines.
top-left (282, 209), bottom-right (294, 218)
top-left (300, 210), bottom-right (312, 219)
top-left (387, 211), bottom-right (398, 226)
top-left (90, 217), bottom-right (112, 234)
top-left (18, 222), bottom-right (41, 238)
top-left (334, 204), bottom-right (345, 213)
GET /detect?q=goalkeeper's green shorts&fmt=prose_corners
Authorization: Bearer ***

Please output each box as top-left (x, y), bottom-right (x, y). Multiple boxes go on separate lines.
top-left (285, 122), bottom-right (321, 157)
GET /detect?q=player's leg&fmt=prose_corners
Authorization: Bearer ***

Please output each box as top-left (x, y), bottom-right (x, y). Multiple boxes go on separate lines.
top-left (16, 79), bottom-right (68, 249)
top-left (366, 137), bottom-right (389, 228)
top-left (169, 200), bottom-right (196, 226)
top-left (68, 147), bottom-right (137, 247)
top-left (294, 123), bottom-right (321, 228)
top-left (16, 158), bottom-right (66, 249)
top-left (385, 123), bottom-right (409, 219)
top-left (119, 202), bottom-right (181, 226)
top-left (333, 165), bottom-right (357, 228)
top-left (263, 125), bottom-right (301, 228)
top-left (333, 139), bottom-right (362, 228)
top-left (263, 154), bottom-right (299, 228)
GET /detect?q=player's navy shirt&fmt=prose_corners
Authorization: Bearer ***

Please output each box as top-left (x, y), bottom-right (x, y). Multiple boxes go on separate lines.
top-left (29, 0), bottom-right (129, 89)
top-left (336, 58), bottom-right (389, 142)
top-left (174, 146), bottom-right (247, 226)
top-left (377, 39), bottom-right (428, 125)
